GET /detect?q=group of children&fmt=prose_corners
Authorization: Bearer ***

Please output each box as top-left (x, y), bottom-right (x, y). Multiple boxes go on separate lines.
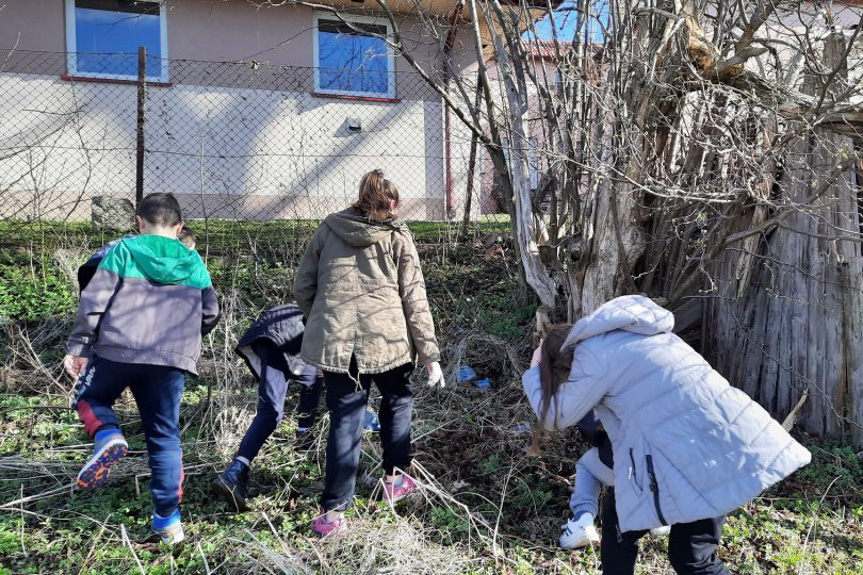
top-left (67, 191), bottom-right (391, 544)
top-left (64, 184), bottom-right (809, 574)
top-left (66, 172), bottom-right (444, 540)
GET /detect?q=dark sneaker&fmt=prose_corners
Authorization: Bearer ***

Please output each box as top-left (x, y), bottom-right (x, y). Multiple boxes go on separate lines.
top-left (211, 459), bottom-right (250, 511)
top-left (76, 429), bottom-right (128, 489)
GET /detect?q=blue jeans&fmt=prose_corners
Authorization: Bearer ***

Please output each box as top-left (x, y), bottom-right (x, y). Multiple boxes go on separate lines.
top-left (73, 355), bottom-right (185, 516)
top-left (320, 357), bottom-right (414, 512)
top-left (236, 339), bottom-right (324, 462)
top-left (570, 447), bottom-right (615, 519)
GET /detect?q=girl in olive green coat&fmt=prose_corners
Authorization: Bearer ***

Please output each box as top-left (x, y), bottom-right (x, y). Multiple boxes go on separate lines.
top-left (294, 170), bottom-right (444, 535)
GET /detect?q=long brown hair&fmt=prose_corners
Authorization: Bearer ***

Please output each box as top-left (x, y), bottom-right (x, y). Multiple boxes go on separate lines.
top-left (353, 169), bottom-right (400, 221)
top-left (529, 324), bottom-right (574, 455)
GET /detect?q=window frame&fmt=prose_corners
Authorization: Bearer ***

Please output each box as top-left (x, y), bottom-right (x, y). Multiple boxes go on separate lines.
top-left (64, 0), bottom-right (169, 82)
top-left (312, 11), bottom-right (396, 99)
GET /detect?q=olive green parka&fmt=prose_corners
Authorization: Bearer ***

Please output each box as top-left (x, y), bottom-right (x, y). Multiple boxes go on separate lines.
top-left (293, 208), bottom-right (440, 374)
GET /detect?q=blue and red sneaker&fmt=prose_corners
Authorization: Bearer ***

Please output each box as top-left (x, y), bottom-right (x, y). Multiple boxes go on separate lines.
top-left (152, 509), bottom-right (185, 545)
top-left (76, 428), bottom-right (128, 489)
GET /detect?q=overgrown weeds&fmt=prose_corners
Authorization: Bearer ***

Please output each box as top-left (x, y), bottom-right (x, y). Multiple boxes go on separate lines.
top-left (0, 225), bottom-right (861, 574)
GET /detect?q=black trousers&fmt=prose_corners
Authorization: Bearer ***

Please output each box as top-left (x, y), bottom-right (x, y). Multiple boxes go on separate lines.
top-left (601, 488), bottom-right (730, 575)
top-left (320, 357), bottom-right (414, 512)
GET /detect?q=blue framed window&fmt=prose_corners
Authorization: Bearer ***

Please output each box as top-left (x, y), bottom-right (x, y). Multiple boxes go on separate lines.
top-left (314, 14), bottom-right (395, 98)
top-left (65, 0), bottom-right (168, 81)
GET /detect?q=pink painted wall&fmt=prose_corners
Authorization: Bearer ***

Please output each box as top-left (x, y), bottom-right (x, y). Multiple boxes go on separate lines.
top-left (166, 1), bottom-right (312, 66)
top-left (0, 0), bottom-right (66, 52)
top-left (0, 0), bottom-right (444, 75)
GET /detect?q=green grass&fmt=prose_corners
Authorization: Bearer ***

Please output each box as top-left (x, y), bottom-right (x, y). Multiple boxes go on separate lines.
top-left (0, 217), bottom-right (512, 320)
top-left (1, 388), bottom-right (861, 573)
top-left (1, 222), bottom-right (861, 574)
top-left (0, 216), bottom-right (511, 253)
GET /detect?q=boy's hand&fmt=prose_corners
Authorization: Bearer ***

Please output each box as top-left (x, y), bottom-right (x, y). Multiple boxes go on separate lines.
top-left (63, 355), bottom-right (88, 379)
top-left (426, 361), bottom-right (445, 388)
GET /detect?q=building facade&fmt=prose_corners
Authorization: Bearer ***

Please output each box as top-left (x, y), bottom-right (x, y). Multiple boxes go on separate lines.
top-left (0, 0), bottom-right (483, 221)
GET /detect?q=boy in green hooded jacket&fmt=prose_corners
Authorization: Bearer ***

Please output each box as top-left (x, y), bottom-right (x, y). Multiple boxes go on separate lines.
top-left (63, 193), bottom-right (219, 545)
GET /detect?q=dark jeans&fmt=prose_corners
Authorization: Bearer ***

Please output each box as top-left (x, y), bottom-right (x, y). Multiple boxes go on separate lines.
top-left (72, 355), bottom-right (185, 516)
top-left (601, 488), bottom-right (730, 575)
top-left (237, 339), bottom-right (324, 462)
top-left (320, 357), bottom-right (413, 512)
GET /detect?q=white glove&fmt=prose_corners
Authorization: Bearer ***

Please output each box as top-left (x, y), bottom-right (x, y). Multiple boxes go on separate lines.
top-left (426, 361), bottom-right (445, 388)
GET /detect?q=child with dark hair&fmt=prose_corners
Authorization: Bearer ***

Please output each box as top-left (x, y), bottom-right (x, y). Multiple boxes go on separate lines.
top-left (64, 192), bottom-right (220, 545)
top-left (212, 303), bottom-right (324, 511)
top-left (177, 226), bottom-right (196, 249)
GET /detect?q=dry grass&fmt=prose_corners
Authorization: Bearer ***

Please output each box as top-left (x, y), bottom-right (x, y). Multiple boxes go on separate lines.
top-left (1, 235), bottom-right (861, 574)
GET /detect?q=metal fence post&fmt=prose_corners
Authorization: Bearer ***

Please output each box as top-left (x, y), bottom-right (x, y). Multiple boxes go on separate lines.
top-left (135, 46), bottom-right (146, 208)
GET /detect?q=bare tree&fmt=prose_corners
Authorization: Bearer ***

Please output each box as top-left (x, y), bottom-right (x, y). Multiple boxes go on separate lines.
top-left (288, 0), bottom-right (863, 444)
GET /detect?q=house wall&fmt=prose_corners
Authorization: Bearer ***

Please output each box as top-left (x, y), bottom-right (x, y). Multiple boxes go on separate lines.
top-left (0, 0), bottom-right (465, 221)
top-left (1, 72), bottom-right (447, 220)
top-left (473, 54), bottom-right (560, 215)
top-left (0, 0), bottom-right (66, 52)
top-left (0, 0), bottom-right (443, 73)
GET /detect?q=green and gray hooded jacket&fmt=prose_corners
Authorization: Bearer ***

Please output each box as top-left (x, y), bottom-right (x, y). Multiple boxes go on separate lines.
top-left (67, 235), bottom-right (220, 374)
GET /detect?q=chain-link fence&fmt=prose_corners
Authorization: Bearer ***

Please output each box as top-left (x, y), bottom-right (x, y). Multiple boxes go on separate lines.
top-left (1, 48), bottom-right (502, 228)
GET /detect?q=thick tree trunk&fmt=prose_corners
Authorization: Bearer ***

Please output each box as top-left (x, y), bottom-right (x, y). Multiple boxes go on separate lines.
top-left (705, 130), bottom-right (863, 445)
top-left (493, 34), bottom-right (558, 307)
top-left (578, 181), bottom-right (643, 315)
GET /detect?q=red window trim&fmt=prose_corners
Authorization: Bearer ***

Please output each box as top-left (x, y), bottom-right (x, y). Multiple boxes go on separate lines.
top-left (312, 91), bottom-right (401, 104)
top-left (60, 74), bottom-right (173, 88)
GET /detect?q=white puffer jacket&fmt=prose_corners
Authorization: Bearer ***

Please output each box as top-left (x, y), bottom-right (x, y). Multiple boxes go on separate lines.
top-left (523, 295), bottom-right (811, 532)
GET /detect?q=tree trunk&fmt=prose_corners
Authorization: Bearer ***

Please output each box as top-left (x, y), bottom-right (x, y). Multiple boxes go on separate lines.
top-left (493, 34), bottom-right (558, 307)
top-left (705, 129), bottom-right (863, 444)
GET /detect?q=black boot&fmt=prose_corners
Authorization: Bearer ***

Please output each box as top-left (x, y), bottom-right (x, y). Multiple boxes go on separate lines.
top-left (212, 459), bottom-right (250, 512)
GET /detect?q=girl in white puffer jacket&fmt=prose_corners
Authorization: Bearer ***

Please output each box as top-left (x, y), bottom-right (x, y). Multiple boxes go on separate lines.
top-left (523, 295), bottom-right (811, 575)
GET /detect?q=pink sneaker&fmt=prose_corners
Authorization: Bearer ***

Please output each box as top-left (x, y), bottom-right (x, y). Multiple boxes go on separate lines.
top-left (383, 475), bottom-right (418, 504)
top-left (311, 511), bottom-right (346, 536)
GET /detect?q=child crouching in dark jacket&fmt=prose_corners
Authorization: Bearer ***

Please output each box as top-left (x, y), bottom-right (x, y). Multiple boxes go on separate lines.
top-left (211, 304), bottom-right (324, 511)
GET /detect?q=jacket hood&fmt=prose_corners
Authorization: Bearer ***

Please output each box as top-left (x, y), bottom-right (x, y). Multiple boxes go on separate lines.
top-left (324, 208), bottom-right (404, 248)
top-left (562, 295), bottom-right (674, 350)
top-left (123, 235), bottom-right (202, 285)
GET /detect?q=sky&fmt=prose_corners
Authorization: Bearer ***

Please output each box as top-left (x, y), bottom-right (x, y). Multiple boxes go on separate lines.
top-left (527, 0), bottom-right (610, 42)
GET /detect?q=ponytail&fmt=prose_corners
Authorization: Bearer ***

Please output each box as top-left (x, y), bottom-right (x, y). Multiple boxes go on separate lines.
top-left (354, 169), bottom-right (400, 221)
top-left (529, 324), bottom-right (574, 456)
